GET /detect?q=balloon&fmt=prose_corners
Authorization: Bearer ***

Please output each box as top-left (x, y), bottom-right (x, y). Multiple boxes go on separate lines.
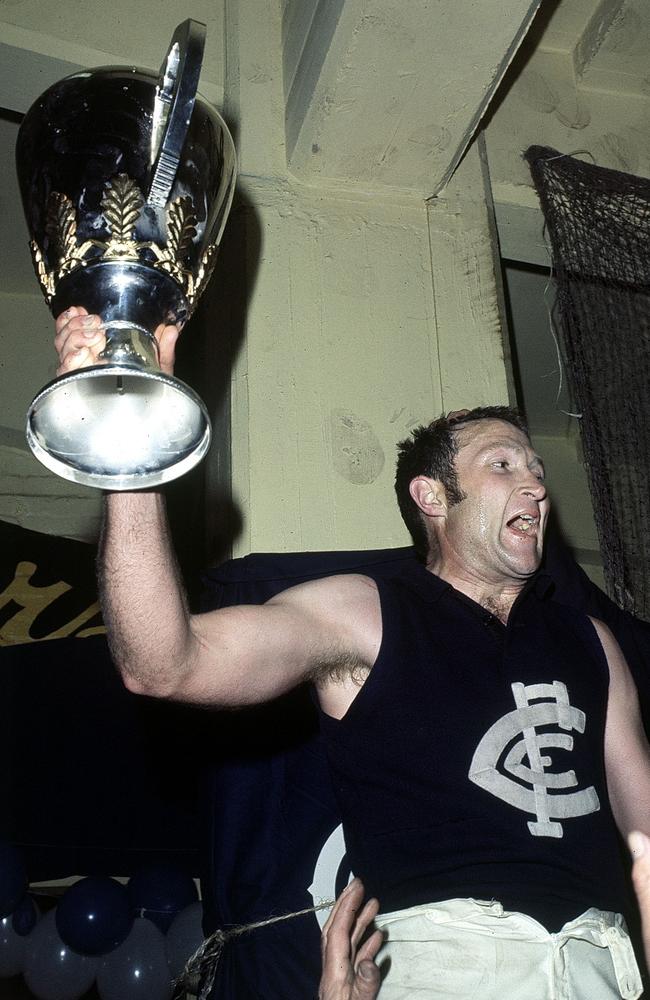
top-left (12, 893), bottom-right (39, 936)
top-left (23, 909), bottom-right (98, 1000)
top-left (0, 841), bottom-right (27, 918)
top-left (56, 876), bottom-right (132, 956)
top-left (165, 901), bottom-right (204, 980)
top-left (0, 912), bottom-right (27, 978)
top-left (128, 864), bottom-right (198, 932)
top-left (96, 917), bottom-right (173, 1000)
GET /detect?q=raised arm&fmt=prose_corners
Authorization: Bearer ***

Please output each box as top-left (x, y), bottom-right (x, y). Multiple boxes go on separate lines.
top-left (55, 310), bottom-right (381, 709)
top-left (593, 618), bottom-right (650, 837)
top-left (101, 489), bottom-right (379, 706)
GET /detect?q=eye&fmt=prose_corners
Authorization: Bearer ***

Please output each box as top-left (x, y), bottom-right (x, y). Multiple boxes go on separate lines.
top-left (491, 460), bottom-right (509, 471)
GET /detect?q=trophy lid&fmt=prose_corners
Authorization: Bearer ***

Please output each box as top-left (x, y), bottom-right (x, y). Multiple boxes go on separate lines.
top-left (148, 19), bottom-right (205, 208)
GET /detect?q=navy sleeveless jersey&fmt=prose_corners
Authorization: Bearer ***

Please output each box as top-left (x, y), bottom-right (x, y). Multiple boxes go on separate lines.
top-left (318, 562), bottom-right (631, 930)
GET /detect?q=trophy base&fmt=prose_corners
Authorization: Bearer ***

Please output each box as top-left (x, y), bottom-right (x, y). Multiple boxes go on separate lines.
top-left (26, 366), bottom-right (211, 491)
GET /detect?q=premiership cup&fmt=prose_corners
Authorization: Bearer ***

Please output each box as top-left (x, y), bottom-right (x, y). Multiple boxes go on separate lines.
top-left (15, 19), bottom-right (237, 490)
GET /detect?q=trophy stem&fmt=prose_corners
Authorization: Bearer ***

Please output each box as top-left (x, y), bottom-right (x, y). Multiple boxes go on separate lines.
top-left (99, 322), bottom-right (160, 371)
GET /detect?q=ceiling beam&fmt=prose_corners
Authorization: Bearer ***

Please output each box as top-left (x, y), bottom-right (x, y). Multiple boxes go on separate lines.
top-left (286, 0), bottom-right (543, 198)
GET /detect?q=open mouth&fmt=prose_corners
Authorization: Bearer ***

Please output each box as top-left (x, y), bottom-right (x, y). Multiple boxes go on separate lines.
top-left (507, 513), bottom-right (537, 535)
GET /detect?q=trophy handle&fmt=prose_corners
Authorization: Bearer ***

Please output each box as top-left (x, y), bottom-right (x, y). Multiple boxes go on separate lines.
top-left (148, 18), bottom-right (206, 208)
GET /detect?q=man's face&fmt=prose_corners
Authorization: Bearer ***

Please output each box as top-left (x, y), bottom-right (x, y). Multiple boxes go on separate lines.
top-left (438, 419), bottom-right (549, 584)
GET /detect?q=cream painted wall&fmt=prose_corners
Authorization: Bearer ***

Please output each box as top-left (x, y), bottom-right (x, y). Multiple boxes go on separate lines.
top-left (0, 0), bottom-right (226, 110)
top-left (229, 181), bottom-right (442, 555)
top-left (1, 293), bottom-right (59, 431)
top-left (0, 292), bottom-right (101, 539)
top-left (226, 168), bottom-right (512, 555)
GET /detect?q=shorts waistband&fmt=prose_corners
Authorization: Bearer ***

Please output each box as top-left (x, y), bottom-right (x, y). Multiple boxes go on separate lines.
top-left (375, 899), bottom-right (642, 1000)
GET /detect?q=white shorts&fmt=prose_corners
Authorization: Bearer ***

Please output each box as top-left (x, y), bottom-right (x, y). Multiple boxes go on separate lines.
top-left (374, 898), bottom-right (643, 1000)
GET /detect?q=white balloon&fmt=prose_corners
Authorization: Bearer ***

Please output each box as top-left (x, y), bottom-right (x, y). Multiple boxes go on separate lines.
top-left (165, 901), bottom-right (204, 980)
top-left (0, 913), bottom-right (26, 978)
top-left (23, 909), bottom-right (98, 1000)
top-left (97, 917), bottom-right (172, 1000)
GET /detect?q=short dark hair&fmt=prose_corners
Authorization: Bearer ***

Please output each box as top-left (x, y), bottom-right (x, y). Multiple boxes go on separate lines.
top-left (395, 405), bottom-right (529, 559)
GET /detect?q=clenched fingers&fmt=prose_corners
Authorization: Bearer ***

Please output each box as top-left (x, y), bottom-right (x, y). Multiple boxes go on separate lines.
top-left (629, 831), bottom-right (650, 965)
top-left (54, 308), bottom-right (106, 376)
top-left (54, 307), bottom-right (181, 378)
top-left (153, 321), bottom-right (180, 376)
top-left (350, 898), bottom-right (381, 954)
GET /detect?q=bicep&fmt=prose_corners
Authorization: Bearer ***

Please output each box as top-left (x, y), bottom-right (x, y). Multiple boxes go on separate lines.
top-left (184, 600), bottom-right (327, 706)
top-left (181, 574), bottom-right (378, 708)
top-left (595, 618), bottom-right (650, 837)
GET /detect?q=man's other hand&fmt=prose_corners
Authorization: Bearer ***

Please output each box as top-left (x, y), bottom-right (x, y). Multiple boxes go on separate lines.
top-left (630, 831), bottom-right (650, 965)
top-left (319, 878), bottom-right (382, 1000)
top-left (54, 306), bottom-right (180, 377)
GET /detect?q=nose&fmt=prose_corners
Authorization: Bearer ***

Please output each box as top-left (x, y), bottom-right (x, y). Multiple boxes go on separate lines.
top-left (520, 473), bottom-right (547, 502)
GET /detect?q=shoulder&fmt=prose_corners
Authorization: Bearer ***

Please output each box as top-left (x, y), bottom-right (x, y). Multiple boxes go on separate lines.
top-left (268, 573), bottom-right (382, 649)
top-left (588, 616), bottom-right (622, 663)
top-left (588, 616), bottom-right (638, 697)
top-left (267, 572), bottom-right (379, 613)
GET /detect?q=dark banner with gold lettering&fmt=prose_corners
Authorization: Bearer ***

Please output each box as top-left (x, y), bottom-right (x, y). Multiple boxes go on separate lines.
top-left (0, 518), bottom-right (104, 645)
top-left (0, 519), bottom-right (204, 880)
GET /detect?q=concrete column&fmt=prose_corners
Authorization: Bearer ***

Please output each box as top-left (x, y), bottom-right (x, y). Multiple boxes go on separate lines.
top-left (427, 136), bottom-right (513, 412)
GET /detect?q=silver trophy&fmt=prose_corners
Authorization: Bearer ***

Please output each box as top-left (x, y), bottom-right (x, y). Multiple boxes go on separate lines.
top-left (15, 19), bottom-right (237, 490)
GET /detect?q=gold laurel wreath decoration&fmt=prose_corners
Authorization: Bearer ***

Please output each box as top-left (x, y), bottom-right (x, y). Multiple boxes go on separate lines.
top-left (46, 192), bottom-right (78, 261)
top-left (29, 174), bottom-right (216, 308)
top-left (187, 244), bottom-right (218, 308)
top-left (155, 196), bottom-right (198, 291)
top-left (167, 196), bottom-right (197, 259)
top-left (29, 241), bottom-right (56, 301)
top-left (101, 174), bottom-right (144, 242)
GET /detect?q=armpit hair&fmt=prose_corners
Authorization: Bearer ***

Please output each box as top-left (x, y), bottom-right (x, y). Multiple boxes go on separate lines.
top-left (306, 647), bottom-right (371, 689)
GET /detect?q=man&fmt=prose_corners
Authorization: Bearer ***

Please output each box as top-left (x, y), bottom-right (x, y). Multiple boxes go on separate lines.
top-left (55, 308), bottom-right (650, 998)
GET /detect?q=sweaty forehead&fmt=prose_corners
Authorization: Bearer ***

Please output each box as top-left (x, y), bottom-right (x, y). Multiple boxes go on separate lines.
top-left (454, 419), bottom-right (532, 454)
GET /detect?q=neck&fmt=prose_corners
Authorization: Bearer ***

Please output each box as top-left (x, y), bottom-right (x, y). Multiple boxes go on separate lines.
top-left (426, 555), bottom-right (527, 623)
top-left (477, 592), bottom-right (516, 624)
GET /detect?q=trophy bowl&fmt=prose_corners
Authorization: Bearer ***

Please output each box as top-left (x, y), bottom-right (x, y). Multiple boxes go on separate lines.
top-left (15, 19), bottom-right (237, 490)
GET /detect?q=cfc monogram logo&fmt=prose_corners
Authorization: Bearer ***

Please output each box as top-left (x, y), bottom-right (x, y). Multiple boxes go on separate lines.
top-left (468, 681), bottom-right (600, 838)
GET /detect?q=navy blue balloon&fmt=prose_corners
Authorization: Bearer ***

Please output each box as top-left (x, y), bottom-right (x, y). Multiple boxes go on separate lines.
top-left (128, 864), bottom-right (198, 932)
top-left (12, 893), bottom-right (39, 936)
top-left (56, 876), bottom-right (133, 956)
top-left (0, 841), bottom-right (27, 918)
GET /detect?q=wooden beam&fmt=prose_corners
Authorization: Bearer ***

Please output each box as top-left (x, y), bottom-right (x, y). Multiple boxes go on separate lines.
top-left (286, 0), bottom-right (543, 197)
top-left (428, 135), bottom-right (513, 409)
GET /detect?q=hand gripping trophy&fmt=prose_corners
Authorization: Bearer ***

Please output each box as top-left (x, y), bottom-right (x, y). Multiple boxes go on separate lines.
top-left (16, 19), bottom-right (237, 489)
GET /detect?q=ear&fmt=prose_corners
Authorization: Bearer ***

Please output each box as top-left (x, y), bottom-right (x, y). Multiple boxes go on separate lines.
top-left (409, 477), bottom-right (447, 520)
